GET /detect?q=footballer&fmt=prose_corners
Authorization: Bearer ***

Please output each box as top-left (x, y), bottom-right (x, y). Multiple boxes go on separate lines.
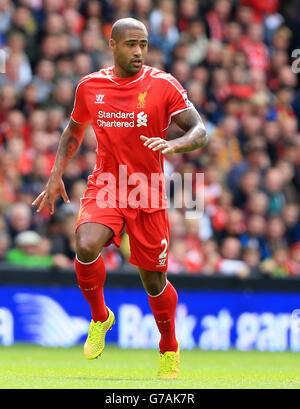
top-left (32, 18), bottom-right (207, 379)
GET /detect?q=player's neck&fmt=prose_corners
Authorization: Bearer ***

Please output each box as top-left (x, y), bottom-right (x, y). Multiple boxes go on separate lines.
top-left (113, 65), bottom-right (143, 79)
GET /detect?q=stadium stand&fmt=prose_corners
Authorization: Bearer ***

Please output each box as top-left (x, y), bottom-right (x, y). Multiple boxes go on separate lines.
top-left (0, 0), bottom-right (299, 278)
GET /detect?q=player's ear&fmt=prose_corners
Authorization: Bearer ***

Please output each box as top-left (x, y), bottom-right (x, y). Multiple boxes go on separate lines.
top-left (109, 38), bottom-right (116, 50)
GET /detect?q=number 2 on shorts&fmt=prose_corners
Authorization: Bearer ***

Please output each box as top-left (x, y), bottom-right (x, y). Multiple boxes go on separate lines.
top-left (159, 238), bottom-right (168, 259)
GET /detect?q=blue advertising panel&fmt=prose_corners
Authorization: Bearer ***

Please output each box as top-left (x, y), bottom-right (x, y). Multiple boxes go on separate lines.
top-left (0, 285), bottom-right (300, 351)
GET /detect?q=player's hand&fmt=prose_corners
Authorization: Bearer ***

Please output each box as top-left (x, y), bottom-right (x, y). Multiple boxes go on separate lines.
top-left (32, 175), bottom-right (70, 215)
top-left (140, 135), bottom-right (176, 155)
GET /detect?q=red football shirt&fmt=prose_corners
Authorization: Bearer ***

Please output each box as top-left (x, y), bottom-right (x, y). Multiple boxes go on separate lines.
top-left (71, 65), bottom-right (193, 212)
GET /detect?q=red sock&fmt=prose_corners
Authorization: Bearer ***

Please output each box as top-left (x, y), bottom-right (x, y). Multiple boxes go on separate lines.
top-left (75, 253), bottom-right (108, 322)
top-left (148, 280), bottom-right (178, 354)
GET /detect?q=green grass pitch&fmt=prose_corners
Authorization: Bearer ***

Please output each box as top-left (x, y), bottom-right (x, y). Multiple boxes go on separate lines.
top-left (0, 344), bottom-right (300, 389)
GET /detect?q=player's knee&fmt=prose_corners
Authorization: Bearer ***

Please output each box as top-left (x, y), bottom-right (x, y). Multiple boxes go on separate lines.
top-left (76, 233), bottom-right (101, 263)
top-left (140, 271), bottom-right (166, 296)
top-left (146, 282), bottom-right (162, 296)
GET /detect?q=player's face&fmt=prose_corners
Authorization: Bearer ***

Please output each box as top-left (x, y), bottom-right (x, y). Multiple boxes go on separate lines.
top-left (111, 29), bottom-right (148, 77)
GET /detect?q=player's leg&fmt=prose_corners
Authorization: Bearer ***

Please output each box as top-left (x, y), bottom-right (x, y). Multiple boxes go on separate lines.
top-left (126, 209), bottom-right (180, 378)
top-left (138, 267), bottom-right (166, 296)
top-left (75, 222), bottom-right (116, 359)
top-left (138, 267), bottom-right (179, 379)
top-left (138, 267), bottom-right (178, 352)
top-left (75, 222), bottom-right (113, 323)
top-left (75, 189), bottom-right (125, 359)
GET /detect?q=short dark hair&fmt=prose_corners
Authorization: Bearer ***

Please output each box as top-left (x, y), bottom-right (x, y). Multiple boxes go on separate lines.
top-left (111, 18), bottom-right (147, 42)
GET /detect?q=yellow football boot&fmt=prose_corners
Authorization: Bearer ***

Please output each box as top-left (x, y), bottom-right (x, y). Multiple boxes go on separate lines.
top-left (84, 307), bottom-right (115, 360)
top-left (157, 340), bottom-right (180, 379)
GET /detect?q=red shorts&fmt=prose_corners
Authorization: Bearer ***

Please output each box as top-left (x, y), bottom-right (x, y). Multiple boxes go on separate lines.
top-left (76, 186), bottom-right (170, 272)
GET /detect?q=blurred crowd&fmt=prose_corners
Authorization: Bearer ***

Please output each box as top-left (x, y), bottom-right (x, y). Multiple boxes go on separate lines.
top-left (0, 0), bottom-right (300, 278)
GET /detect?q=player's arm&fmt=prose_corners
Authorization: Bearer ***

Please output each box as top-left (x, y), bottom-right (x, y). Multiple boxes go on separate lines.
top-left (167, 106), bottom-right (207, 153)
top-left (140, 106), bottom-right (208, 154)
top-left (32, 118), bottom-right (89, 214)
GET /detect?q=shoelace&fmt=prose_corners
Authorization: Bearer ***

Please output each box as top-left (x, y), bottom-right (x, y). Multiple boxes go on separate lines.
top-left (88, 321), bottom-right (106, 345)
top-left (159, 352), bottom-right (176, 374)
